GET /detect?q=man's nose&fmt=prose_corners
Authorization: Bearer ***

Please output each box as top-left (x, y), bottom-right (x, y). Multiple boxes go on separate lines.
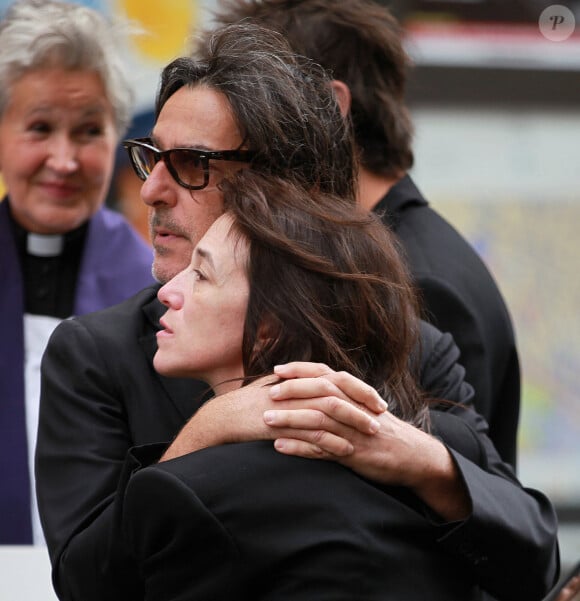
top-left (140, 160), bottom-right (178, 208)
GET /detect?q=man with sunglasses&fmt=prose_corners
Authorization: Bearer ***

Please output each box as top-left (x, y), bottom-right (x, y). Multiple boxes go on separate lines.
top-left (36, 23), bottom-right (558, 601)
top-left (123, 138), bottom-right (255, 192)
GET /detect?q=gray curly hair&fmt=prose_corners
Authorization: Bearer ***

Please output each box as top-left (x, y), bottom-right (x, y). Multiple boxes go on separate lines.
top-left (0, 0), bottom-right (134, 135)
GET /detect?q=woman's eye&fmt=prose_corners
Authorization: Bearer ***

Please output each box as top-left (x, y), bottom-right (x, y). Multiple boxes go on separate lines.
top-left (28, 121), bottom-right (51, 134)
top-left (193, 269), bottom-right (206, 282)
top-left (76, 124), bottom-right (104, 139)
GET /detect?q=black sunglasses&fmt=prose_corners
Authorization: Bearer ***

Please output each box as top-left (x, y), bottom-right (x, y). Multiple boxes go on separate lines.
top-left (123, 137), bottom-right (255, 191)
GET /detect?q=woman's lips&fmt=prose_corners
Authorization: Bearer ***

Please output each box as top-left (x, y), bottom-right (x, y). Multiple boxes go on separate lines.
top-left (157, 317), bottom-right (174, 337)
top-left (39, 181), bottom-right (82, 199)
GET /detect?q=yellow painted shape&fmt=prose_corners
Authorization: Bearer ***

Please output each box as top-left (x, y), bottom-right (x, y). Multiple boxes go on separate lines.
top-left (118, 0), bottom-right (199, 63)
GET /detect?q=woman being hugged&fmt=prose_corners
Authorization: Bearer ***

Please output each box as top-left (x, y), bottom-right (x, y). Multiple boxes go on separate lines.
top-left (121, 171), bottom-right (479, 601)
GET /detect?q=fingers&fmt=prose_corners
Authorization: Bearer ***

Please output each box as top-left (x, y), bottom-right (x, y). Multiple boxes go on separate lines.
top-left (273, 435), bottom-right (354, 458)
top-left (325, 371), bottom-right (388, 414)
top-left (265, 362), bottom-right (387, 463)
top-left (274, 362), bottom-right (334, 378)
top-left (264, 406), bottom-right (380, 436)
top-left (273, 364), bottom-right (387, 415)
top-left (270, 377), bottom-right (347, 403)
top-left (556, 576), bottom-right (580, 601)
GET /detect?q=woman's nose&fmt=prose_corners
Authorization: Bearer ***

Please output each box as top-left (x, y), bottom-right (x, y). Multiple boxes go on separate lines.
top-left (158, 276), bottom-right (184, 309)
top-left (46, 137), bottom-right (79, 174)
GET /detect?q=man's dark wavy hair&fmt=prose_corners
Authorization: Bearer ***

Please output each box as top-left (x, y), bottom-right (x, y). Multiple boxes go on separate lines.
top-left (156, 22), bottom-right (358, 199)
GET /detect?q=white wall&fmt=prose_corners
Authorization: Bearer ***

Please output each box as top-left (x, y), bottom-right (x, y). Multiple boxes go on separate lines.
top-left (0, 547), bottom-right (57, 601)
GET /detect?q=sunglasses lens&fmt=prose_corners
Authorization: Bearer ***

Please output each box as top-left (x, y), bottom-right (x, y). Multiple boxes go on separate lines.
top-left (170, 149), bottom-right (205, 189)
top-left (133, 146), bottom-right (158, 177)
top-left (130, 145), bottom-right (156, 180)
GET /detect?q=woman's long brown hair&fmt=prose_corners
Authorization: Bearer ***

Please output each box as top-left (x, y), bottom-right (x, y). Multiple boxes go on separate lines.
top-left (222, 172), bottom-right (428, 430)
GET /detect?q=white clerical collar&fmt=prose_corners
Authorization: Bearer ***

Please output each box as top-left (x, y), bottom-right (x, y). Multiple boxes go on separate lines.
top-left (26, 233), bottom-right (64, 257)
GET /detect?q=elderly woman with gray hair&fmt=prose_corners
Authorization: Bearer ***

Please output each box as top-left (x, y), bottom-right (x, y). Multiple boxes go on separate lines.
top-left (0, 0), bottom-right (153, 545)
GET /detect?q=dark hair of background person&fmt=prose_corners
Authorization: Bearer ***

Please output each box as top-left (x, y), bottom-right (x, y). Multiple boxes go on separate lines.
top-left (156, 22), bottom-right (358, 200)
top-left (213, 0), bottom-right (414, 179)
top-left (221, 171), bottom-right (427, 429)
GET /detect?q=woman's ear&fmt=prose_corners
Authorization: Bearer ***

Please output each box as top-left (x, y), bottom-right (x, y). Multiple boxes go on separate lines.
top-left (330, 79), bottom-right (352, 118)
top-left (255, 321), bottom-right (273, 352)
top-left (253, 315), bottom-right (279, 354)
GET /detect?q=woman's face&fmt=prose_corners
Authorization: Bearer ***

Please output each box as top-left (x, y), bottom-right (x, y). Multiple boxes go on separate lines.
top-left (0, 67), bottom-right (117, 234)
top-left (155, 214), bottom-right (250, 392)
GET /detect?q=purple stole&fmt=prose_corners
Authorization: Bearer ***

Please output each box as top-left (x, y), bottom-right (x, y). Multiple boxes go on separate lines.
top-left (0, 200), bottom-right (154, 543)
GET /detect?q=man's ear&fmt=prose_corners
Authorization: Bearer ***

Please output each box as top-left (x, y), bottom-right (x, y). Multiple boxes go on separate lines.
top-left (330, 79), bottom-right (352, 118)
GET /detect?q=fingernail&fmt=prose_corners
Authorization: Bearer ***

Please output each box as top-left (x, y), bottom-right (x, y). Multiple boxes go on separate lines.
top-left (369, 419), bottom-right (380, 433)
top-left (274, 439), bottom-right (285, 450)
top-left (273, 364), bottom-right (286, 374)
top-left (270, 384), bottom-right (281, 398)
top-left (376, 392), bottom-right (388, 411)
top-left (264, 410), bottom-right (277, 424)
